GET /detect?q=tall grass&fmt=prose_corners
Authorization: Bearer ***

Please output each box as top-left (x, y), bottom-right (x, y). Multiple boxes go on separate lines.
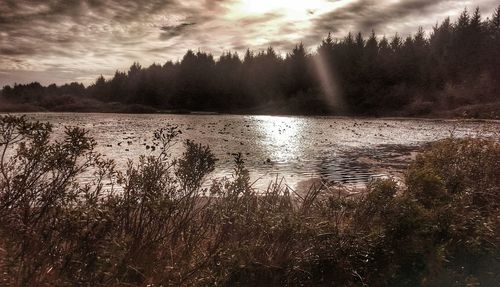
top-left (0, 116), bottom-right (498, 286)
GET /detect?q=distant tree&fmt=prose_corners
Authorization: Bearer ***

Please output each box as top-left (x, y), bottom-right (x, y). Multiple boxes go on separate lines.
top-left (128, 62), bottom-right (142, 78)
top-left (317, 33), bottom-right (335, 59)
top-left (491, 5), bottom-right (500, 30)
top-left (429, 18), bottom-right (453, 86)
top-left (91, 75), bottom-right (108, 99)
top-left (108, 71), bottom-right (127, 102)
top-left (285, 43), bottom-right (312, 96)
top-left (215, 52), bottom-right (243, 109)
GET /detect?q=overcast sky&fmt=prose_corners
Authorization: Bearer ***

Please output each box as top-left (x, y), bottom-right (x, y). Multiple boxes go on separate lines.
top-left (0, 0), bottom-right (498, 87)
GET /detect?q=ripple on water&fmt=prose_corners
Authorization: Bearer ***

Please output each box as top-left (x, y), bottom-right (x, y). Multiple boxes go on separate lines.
top-left (15, 113), bottom-right (500, 190)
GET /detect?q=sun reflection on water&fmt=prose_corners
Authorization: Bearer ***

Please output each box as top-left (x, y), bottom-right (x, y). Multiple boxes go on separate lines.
top-left (252, 115), bottom-right (304, 163)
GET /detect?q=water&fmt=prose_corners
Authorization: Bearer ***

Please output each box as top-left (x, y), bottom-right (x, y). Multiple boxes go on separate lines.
top-left (17, 113), bottom-right (500, 190)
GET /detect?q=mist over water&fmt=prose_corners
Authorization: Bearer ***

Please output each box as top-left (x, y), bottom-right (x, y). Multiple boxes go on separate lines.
top-left (22, 113), bottom-right (500, 190)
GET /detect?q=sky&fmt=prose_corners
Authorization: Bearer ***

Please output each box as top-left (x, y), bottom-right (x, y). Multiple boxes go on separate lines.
top-left (0, 0), bottom-right (498, 87)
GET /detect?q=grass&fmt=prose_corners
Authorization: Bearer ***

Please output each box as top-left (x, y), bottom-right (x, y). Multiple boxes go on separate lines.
top-left (0, 115), bottom-right (498, 286)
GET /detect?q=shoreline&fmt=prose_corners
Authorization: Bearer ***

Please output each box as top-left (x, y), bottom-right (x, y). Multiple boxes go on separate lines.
top-left (2, 110), bottom-right (500, 122)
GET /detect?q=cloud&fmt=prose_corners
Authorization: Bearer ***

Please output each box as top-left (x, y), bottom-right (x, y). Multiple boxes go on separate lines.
top-left (311, 0), bottom-right (499, 38)
top-left (159, 22), bottom-right (196, 40)
top-left (0, 0), bottom-right (498, 87)
top-left (239, 12), bottom-right (284, 26)
top-left (0, 0), bottom-right (181, 56)
top-left (0, 0), bottom-right (213, 85)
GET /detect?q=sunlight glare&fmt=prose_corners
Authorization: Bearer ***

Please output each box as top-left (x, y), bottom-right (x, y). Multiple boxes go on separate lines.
top-left (231, 0), bottom-right (335, 20)
top-left (254, 116), bottom-right (304, 163)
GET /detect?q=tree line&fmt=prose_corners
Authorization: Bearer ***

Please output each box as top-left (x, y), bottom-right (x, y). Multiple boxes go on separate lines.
top-left (2, 7), bottom-right (499, 115)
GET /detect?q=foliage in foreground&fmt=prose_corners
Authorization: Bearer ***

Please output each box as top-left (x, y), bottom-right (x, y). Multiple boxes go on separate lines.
top-left (0, 116), bottom-right (498, 286)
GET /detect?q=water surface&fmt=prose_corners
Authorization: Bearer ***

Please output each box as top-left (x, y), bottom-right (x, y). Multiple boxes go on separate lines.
top-left (21, 113), bottom-right (500, 190)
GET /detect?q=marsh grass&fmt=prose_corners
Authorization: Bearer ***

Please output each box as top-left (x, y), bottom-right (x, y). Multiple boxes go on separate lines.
top-left (0, 116), bottom-right (498, 286)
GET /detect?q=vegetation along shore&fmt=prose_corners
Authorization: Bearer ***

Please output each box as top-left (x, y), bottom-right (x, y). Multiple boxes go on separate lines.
top-left (0, 115), bottom-right (498, 286)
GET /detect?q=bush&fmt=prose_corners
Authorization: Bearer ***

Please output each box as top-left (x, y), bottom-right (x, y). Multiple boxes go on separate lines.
top-left (0, 116), bottom-right (498, 286)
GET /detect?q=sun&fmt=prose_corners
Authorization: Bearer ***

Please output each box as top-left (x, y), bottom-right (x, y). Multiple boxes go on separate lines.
top-left (231, 0), bottom-right (336, 20)
top-left (223, 0), bottom-right (342, 54)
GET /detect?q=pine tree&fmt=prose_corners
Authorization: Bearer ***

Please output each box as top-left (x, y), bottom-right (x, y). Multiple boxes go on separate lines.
top-left (470, 7), bottom-right (482, 31)
top-left (243, 49), bottom-right (254, 67)
top-left (365, 30), bottom-right (379, 59)
top-left (318, 33), bottom-right (334, 55)
top-left (491, 5), bottom-right (500, 30)
top-left (390, 33), bottom-right (402, 52)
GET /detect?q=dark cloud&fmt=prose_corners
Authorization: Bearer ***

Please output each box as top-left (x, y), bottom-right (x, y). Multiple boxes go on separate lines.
top-left (0, 47), bottom-right (36, 56)
top-left (0, 0), bottom-right (178, 24)
top-left (159, 22), bottom-right (196, 39)
top-left (312, 0), bottom-right (450, 35)
top-left (312, 0), bottom-right (498, 38)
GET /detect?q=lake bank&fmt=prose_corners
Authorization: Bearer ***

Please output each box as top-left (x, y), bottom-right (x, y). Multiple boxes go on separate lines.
top-left (2, 99), bottom-right (500, 120)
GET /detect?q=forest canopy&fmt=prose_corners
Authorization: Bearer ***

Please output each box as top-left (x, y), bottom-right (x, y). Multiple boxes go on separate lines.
top-left (1, 7), bottom-right (499, 117)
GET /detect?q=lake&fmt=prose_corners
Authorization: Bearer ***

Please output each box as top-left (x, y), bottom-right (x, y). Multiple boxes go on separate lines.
top-left (19, 113), bottom-right (500, 190)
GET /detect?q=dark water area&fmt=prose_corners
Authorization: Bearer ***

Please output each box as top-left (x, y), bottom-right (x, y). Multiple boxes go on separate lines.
top-left (17, 113), bottom-right (500, 190)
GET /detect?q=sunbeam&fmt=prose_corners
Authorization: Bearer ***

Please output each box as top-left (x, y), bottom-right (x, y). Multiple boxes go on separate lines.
top-left (313, 39), bottom-right (347, 114)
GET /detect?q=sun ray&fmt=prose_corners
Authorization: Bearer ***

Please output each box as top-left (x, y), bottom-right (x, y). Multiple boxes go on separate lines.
top-left (313, 46), bottom-right (347, 114)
